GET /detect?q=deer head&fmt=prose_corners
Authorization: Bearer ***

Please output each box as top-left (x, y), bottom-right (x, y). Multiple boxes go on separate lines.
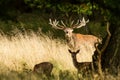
top-left (49, 17), bottom-right (89, 38)
top-left (68, 49), bottom-right (80, 69)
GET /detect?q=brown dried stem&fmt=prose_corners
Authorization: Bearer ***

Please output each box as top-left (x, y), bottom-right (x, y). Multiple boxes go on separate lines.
top-left (95, 21), bottom-right (111, 79)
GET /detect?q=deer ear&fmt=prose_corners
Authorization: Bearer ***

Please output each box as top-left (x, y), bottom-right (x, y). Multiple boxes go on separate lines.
top-left (76, 50), bottom-right (80, 53)
top-left (68, 49), bottom-right (72, 53)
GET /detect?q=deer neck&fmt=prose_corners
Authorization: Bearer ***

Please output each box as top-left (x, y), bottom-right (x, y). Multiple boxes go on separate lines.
top-left (71, 54), bottom-right (91, 71)
top-left (71, 54), bottom-right (79, 69)
top-left (66, 33), bottom-right (76, 49)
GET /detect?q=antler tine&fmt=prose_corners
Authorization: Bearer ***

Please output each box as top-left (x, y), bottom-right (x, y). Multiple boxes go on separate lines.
top-left (61, 20), bottom-right (67, 27)
top-left (49, 19), bottom-right (54, 26)
top-left (49, 19), bottom-right (65, 30)
top-left (75, 20), bottom-right (80, 25)
top-left (53, 19), bottom-right (59, 25)
top-left (73, 17), bottom-right (89, 28)
top-left (70, 20), bottom-right (74, 27)
top-left (72, 20), bottom-right (79, 28)
top-left (80, 17), bottom-right (89, 23)
top-left (86, 19), bottom-right (89, 23)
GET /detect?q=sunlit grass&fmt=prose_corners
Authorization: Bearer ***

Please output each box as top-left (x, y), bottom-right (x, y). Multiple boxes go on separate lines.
top-left (0, 29), bottom-right (76, 73)
top-left (0, 29), bottom-right (119, 80)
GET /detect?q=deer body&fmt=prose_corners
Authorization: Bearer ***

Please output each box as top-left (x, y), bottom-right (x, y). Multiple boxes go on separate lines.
top-left (33, 62), bottom-right (53, 76)
top-left (68, 49), bottom-right (93, 78)
top-left (66, 33), bottom-right (101, 51)
top-left (68, 49), bottom-right (92, 72)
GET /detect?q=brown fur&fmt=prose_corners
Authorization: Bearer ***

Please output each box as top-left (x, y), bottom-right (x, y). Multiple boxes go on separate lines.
top-left (68, 49), bottom-right (93, 75)
top-left (33, 62), bottom-right (53, 76)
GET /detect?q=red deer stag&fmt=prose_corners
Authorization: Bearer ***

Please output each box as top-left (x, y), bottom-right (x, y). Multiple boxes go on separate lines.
top-left (49, 18), bottom-right (102, 62)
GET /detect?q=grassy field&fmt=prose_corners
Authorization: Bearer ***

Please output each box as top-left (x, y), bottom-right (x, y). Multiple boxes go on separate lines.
top-left (0, 29), bottom-right (119, 80)
top-left (0, 29), bottom-right (79, 80)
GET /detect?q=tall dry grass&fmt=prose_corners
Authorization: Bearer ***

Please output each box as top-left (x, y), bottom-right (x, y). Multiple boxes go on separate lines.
top-left (0, 29), bottom-right (120, 80)
top-left (0, 29), bottom-right (76, 74)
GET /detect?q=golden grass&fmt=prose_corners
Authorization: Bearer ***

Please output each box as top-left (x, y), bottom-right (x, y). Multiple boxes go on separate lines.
top-left (0, 30), bottom-right (120, 80)
top-left (0, 30), bottom-right (76, 74)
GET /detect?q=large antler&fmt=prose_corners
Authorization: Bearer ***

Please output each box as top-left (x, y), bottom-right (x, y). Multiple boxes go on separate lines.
top-left (72, 17), bottom-right (89, 28)
top-left (49, 19), bottom-right (66, 30)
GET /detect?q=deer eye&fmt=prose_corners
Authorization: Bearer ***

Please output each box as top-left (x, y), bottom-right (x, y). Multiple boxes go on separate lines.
top-left (66, 31), bottom-right (68, 34)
